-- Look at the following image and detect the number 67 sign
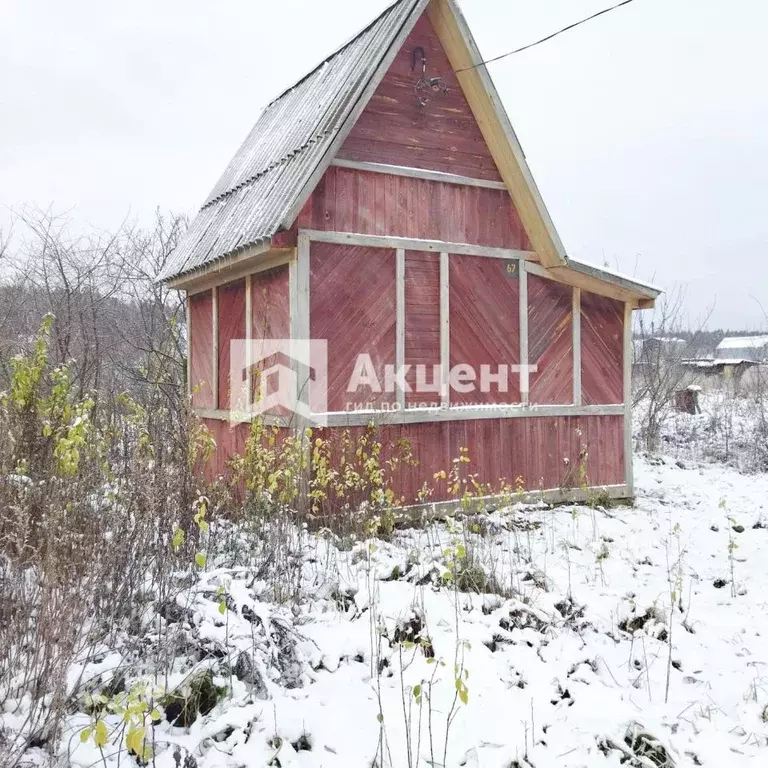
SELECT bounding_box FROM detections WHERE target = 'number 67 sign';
[503,259,519,279]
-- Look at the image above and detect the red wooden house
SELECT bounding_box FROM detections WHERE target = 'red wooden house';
[163,0,660,506]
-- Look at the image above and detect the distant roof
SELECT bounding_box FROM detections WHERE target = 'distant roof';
[682,358,759,368]
[162,0,427,281]
[717,335,768,350]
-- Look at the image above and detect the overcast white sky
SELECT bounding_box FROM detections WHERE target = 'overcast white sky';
[1,0,766,329]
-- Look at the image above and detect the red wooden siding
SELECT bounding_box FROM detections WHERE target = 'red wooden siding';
[298,166,530,250]
[202,415,625,499]
[337,14,501,181]
[189,290,214,409]
[200,419,290,482]
[449,254,520,405]
[528,275,573,405]
[217,279,246,411]
[581,291,624,405]
[310,242,397,411]
[251,266,291,414]
[404,250,441,406]
[201,418,250,479]
[315,415,625,505]
[251,266,290,341]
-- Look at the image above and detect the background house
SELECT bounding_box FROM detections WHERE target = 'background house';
[715,335,768,363]
[163,0,660,505]
[679,334,768,391]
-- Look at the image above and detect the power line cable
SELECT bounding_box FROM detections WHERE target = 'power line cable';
[455,0,639,72]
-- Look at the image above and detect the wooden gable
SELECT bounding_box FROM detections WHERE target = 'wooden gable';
[171,0,659,307]
[337,14,502,182]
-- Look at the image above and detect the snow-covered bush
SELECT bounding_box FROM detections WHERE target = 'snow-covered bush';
[0,318,206,766]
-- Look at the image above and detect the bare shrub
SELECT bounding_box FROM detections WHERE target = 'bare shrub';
[633,288,712,452]
[0,207,186,415]
[0,319,202,767]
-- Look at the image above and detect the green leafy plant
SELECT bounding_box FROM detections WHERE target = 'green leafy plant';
[81,682,164,763]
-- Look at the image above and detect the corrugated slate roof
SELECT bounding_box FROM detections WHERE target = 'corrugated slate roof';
[163,0,425,281]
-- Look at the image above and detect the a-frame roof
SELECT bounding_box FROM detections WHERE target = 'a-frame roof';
[163,0,428,280]
[163,0,660,308]
[163,0,576,282]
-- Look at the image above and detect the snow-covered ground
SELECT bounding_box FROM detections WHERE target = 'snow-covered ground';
[25,453,766,768]
[636,390,768,472]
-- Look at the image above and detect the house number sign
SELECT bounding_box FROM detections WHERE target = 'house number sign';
[503,259,519,279]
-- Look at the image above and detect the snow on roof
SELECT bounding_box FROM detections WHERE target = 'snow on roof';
[566,259,661,299]
[162,0,427,280]
[716,335,768,350]
[683,358,759,368]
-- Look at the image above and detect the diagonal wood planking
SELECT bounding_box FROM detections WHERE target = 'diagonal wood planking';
[310,243,397,411]
[581,290,624,405]
[217,279,247,410]
[338,14,502,181]
[251,266,290,341]
[190,290,214,408]
[404,250,441,406]
[449,254,520,404]
[250,265,291,414]
[528,274,573,405]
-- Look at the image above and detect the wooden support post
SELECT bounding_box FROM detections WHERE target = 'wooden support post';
[291,234,312,510]
[519,260,529,404]
[211,285,219,410]
[396,248,406,409]
[295,237,311,337]
[572,287,582,406]
[288,248,298,430]
[291,234,311,421]
[186,294,192,401]
[289,255,298,341]
[440,252,450,407]
[623,302,634,495]
[245,273,253,411]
